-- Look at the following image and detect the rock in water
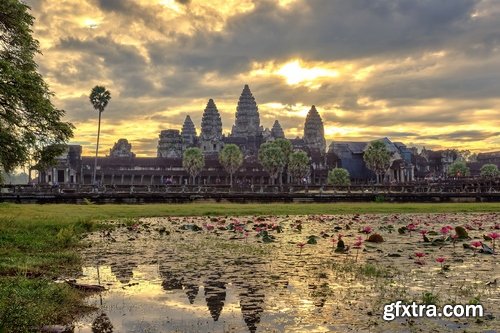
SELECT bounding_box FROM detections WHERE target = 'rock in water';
[480,243,494,254]
[366,233,384,243]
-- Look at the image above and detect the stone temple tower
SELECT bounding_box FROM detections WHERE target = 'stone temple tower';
[181,115,197,149]
[231,84,262,138]
[200,99,223,154]
[303,105,326,153]
[157,130,183,158]
[271,120,285,139]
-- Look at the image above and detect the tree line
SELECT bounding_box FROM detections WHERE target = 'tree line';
[181,139,352,188]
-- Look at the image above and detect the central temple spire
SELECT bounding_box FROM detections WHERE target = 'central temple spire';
[231,84,261,138]
[303,105,326,153]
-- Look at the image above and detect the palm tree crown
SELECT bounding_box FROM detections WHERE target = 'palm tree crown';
[90,86,111,112]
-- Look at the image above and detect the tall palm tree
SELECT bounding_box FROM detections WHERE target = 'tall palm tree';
[89,86,111,185]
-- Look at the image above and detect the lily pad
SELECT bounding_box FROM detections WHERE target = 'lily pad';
[307,235,319,245]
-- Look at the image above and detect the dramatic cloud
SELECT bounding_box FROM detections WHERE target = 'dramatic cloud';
[25,0,500,155]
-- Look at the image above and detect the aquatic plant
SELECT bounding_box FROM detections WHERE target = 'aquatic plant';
[454,226,469,239]
[297,242,306,255]
[353,237,364,261]
[420,229,430,242]
[487,232,499,252]
[435,257,446,270]
[414,252,425,265]
[422,291,439,305]
[471,241,482,256]
[307,235,319,244]
[361,226,373,235]
[440,226,452,237]
[407,223,417,237]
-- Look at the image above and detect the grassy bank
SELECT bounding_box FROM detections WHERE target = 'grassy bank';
[1,202,499,221]
[0,202,498,331]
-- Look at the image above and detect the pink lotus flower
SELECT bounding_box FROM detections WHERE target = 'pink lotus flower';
[353,237,364,249]
[440,226,451,235]
[488,232,499,252]
[407,223,417,231]
[420,229,428,240]
[362,226,373,234]
[297,242,306,256]
[415,252,425,258]
[436,257,446,269]
[414,252,426,265]
[353,237,364,261]
[471,241,482,248]
[488,232,500,240]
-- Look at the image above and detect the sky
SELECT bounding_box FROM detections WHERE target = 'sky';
[25,0,500,156]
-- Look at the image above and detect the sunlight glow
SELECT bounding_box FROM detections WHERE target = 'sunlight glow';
[277,60,339,86]
[82,18,100,29]
[158,0,183,13]
[278,0,299,7]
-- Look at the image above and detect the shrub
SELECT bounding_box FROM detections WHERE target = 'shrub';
[56,226,76,248]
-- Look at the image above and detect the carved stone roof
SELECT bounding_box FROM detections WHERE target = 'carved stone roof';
[109,138,135,158]
[157,129,183,158]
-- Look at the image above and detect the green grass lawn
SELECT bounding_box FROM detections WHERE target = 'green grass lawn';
[0,201,498,331]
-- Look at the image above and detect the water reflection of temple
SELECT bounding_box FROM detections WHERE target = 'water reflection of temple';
[161,270,183,291]
[204,272,227,321]
[109,261,137,284]
[182,272,201,304]
[230,258,266,333]
[239,286,265,333]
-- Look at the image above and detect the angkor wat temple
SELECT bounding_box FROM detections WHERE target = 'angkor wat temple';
[37,85,498,186]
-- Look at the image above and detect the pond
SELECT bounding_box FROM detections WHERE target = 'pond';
[72,213,499,332]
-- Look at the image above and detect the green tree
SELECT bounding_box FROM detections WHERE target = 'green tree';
[219,144,243,187]
[480,163,499,180]
[273,138,293,185]
[363,140,391,183]
[328,168,351,187]
[288,150,310,184]
[258,142,286,185]
[89,86,111,184]
[182,147,205,185]
[0,0,73,183]
[447,160,470,178]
